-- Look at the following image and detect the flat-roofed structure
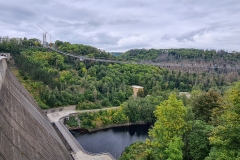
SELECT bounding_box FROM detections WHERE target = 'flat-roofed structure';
[132,85,144,98]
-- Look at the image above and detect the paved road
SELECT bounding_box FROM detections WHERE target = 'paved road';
[47,109,77,122]
[47,107,117,160]
[47,106,120,122]
[76,107,120,114]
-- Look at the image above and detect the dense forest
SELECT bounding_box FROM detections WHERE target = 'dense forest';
[7,46,239,109]
[120,48,240,68]
[119,83,240,160]
[55,40,115,59]
[1,37,240,159]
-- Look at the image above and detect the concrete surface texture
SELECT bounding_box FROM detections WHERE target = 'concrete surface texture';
[0,58,73,160]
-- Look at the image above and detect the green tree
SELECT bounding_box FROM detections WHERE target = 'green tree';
[192,90,222,122]
[146,94,187,160]
[122,96,163,123]
[119,141,148,160]
[206,82,240,160]
[184,120,213,160]
[165,136,184,160]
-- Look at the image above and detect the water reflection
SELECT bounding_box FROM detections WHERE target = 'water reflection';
[71,124,150,159]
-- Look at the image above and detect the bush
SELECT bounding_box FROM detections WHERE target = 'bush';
[65,116,78,127]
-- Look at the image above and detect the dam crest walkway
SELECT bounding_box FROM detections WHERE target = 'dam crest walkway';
[47,106,115,160]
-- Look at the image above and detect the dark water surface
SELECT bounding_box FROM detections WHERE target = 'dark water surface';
[71,124,150,159]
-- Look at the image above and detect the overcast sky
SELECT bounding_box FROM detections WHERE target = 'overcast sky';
[1,0,240,52]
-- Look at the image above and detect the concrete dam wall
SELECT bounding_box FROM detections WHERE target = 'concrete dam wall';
[0,57,73,160]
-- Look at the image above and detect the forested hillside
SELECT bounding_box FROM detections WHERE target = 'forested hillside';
[6,43,238,109]
[120,48,240,68]
[1,38,239,109]
[55,40,114,59]
[1,37,240,159]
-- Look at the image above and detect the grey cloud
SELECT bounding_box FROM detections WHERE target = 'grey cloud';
[0,4,36,25]
[87,19,104,28]
[92,32,121,45]
[54,21,84,28]
[0,0,240,52]
[52,31,120,46]
[105,42,151,52]
[109,19,139,26]
[44,18,84,28]
[112,0,149,8]
[161,35,171,41]
[175,28,207,42]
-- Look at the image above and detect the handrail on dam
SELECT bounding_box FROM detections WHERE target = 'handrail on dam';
[0,57,7,90]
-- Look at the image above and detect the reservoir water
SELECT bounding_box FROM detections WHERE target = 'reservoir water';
[71,124,150,159]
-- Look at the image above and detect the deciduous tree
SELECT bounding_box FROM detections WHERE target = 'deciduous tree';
[206,82,240,160]
[146,94,187,160]
[192,90,221,122]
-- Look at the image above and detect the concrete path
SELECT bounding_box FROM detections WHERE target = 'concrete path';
[44,105,76,114]
[47,107,116,160]
[47,106,120,122]
[47,110,77,122]
[76,107,120,114]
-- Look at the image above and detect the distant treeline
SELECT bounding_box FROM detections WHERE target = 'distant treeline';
[55,40,114,59]
[120,48,240,66]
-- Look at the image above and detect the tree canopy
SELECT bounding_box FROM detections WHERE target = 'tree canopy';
[145,94,187,160]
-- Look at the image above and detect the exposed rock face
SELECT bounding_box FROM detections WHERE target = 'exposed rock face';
[0,58,72,160]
